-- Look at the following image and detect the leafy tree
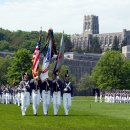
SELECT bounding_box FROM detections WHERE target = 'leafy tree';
[0,28,71,53]
[64,34,72,52]
[89,37,102,53]
[111,36,119,51]
[54,33,72,52]
[0,40,10,51]
[92,50,130,90]
[7,49,32,84]
[72,47,83,53]
[83,47,90,53]
[77,74,95,95]
[0,56,12,85]
[48,62,76,84]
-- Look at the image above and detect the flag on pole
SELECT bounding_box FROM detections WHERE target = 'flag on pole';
[41,29,57,58]
[40,39,52,81]
[53,31,64,74]
[32,30,42,78]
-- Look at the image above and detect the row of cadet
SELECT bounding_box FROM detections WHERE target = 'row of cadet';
[0,85,20,105]
[0,72,73,116]
[95,90,130,103]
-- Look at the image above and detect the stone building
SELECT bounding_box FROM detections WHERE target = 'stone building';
[71,15,130,51]
[64,52,101,81]
[122,45,130,58]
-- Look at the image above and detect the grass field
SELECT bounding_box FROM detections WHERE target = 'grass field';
[0,96,130,130]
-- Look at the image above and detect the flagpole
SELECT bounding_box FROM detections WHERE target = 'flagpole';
[35,28,42,89]
[32,29,42,79]
[53,30,64,76]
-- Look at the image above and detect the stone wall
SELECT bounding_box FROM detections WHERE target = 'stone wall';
[64,52,101,81]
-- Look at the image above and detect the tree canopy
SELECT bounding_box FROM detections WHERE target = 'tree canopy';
[92,50,130,90]
[0,56,12,85]
[0,28,72,53]
[77,74,95,94]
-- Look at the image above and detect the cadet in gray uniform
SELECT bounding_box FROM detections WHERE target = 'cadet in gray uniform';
[63,72,73,116]
[30,76,42,116]
[19,73,31,116]
[41,78,52,116]
[52,72,63,116]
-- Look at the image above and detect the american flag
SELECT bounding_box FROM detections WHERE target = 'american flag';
[40,38,52,81]
[32,31,42,78]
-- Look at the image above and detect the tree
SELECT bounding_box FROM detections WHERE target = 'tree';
[0,40,10,51]
[0,28,71,53]
[7,49,32,84]
[48,62,76,84]
[111,36,119,51]
[92,50,130,90]
[0,56,12,85]
[89,37,102,53]
[77,74,95,95]
[64,34,72,52]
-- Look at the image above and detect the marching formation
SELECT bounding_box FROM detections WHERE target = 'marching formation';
[0,28,73,116]
[95,90,130,103]
[0,72,73,116]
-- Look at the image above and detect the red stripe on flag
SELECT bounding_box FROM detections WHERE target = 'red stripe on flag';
[57,53,62,63]
[41,67,49,74]
[32,52,40,70]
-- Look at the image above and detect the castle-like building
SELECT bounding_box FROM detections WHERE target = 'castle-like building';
[71,15,130,51]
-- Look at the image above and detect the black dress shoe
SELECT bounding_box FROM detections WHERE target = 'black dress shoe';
[34,114,37,116]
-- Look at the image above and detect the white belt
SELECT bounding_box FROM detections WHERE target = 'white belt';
[33,90,39,94]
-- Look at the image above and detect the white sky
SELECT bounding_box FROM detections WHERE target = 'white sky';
[0,0,130,34]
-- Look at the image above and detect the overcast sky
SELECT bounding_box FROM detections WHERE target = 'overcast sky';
[0,0,130,34]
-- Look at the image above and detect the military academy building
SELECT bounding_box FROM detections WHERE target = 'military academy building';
[71,15,130,51]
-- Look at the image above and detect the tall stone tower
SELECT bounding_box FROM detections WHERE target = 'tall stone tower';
[83,15,99,34]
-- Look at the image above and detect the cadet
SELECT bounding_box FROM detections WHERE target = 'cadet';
[52,72,63,116]
[0,86,2,103]
[100,91,103,103]
[63,72,73,116]
[41,78,52,116]
[30,76,41,116]
[17,85,21,106]
[19,72,31,116]
[5,85,10,104]
[95,91,98,102]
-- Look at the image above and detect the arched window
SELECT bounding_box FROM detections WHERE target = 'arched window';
[105,36,108,46]
[109,36,113,46]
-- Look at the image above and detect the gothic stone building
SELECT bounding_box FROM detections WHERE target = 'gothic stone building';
[71,15,130,51]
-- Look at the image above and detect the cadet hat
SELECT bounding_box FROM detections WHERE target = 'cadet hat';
[53,70,59,77]
[23,72,29,76]
[65,70,69,78]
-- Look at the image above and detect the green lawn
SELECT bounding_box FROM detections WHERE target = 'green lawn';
[0,96,130,130]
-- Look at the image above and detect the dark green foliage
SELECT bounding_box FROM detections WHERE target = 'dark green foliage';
[72,47,83,53]
[48,62,76,84]
[0,56,12,85]
[78,74,95,94]
[89,37,102,53]
[0,28,71,53]
[111,36,119,51]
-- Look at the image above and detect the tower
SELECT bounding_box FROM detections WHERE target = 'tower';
[83,15,99,34]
